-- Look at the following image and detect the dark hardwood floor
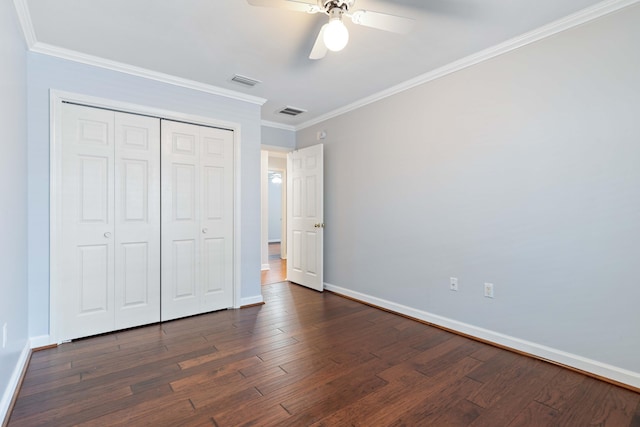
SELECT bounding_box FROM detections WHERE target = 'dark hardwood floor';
[8,282,640,426]
[261,242,286,285]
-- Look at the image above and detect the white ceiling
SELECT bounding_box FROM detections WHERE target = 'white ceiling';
[23,0,607,128]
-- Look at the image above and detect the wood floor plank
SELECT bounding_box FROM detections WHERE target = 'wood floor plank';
[533,366,587,410]
[467,360,563,426]
[465,348,520,383]
[309,368,428,426]
[552,377,614,426]
[9,383,133,425]
[213,401,291,426]
[428,398,485,426]
[467,356,540,408]
[385,376,483,426]
[312,356,482,426]
[279,358,389,416]
[631,400,640,427]
[8,282,639,427]
[469,344,502,362]
[506,401,560,427]
[77,397,195,427]
[588,386,640,427]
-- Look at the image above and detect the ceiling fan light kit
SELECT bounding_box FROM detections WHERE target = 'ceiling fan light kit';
[247,0,414,59]
[323,8,349,51]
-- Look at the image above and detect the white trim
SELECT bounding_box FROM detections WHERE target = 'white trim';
[31,43,266,107]
[261,264,271,271]
[12,0,36,48]
[261,120,296,132]
[324,282,640,390]
[240,295,265,307]
[261,145,292,155]
[232,125,243,310]
[49,89,245,340]
[296,0,640,130]
[0,341,30,424]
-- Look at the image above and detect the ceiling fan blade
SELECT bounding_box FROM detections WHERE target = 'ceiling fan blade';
[246,0,321,14]
[309,24,328,60]
[349,10,415,34]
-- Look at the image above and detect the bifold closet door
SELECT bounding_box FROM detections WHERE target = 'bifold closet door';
[59,103,160,341]
[114,112,161,330]
[161,120,234,321]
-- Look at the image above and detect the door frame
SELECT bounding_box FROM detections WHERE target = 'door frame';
[260,146,291,274]
[49,89,243,344]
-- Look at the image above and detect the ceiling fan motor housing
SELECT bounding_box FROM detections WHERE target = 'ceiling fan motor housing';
[321,0,354,13]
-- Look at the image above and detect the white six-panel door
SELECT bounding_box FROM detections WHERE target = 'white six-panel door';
[287,144,324,291]
[161,120,234,321]
[59,104,160,341]
[114,112,161,329]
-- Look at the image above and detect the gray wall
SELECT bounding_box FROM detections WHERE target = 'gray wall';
[27,53,263,338]
[297,5,640,373]
[0,0,29,415]
[262,125,295,149]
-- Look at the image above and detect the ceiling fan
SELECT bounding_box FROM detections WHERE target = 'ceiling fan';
[246,0,415,59]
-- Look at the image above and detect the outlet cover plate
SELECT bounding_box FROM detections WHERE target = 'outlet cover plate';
[450,277,459,291]
[484,282,494,298]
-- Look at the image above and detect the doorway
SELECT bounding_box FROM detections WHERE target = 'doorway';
[261,149,288,285]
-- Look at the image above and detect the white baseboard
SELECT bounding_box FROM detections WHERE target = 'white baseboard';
[240,295,264,307]
[261,264,270,271]
[324,282,640,390]
[0,341,31,424]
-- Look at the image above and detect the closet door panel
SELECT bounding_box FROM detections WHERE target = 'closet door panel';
[60,104,115,341]
[114,112,161,329]
[161,120,201,321]
[161,121,234,320]
[200,127,234,310]
[172,239,197,298]
[121,242,149,305]
[202,237,225,295]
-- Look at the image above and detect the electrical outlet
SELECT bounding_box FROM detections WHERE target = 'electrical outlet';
[450,277,458,291]
[484,283,494,298]
[2,323,7,349]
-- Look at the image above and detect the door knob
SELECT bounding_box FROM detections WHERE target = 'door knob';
[104,232,112,238]
[202,228,208,234]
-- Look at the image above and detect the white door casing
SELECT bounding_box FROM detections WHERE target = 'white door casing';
[59,104,161,341]
[287,144,324,291]
[161,120,234,321]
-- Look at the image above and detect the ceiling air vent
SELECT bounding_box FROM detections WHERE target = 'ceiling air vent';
[278,106,307,116]
[231,74,261,87]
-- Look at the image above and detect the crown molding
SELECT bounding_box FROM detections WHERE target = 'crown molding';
[13,0,37,48]
[261,120,296,132]
[13,0,266,105]
[30,42,267,106]
[295,0,640,131]
[14,0,638,127]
